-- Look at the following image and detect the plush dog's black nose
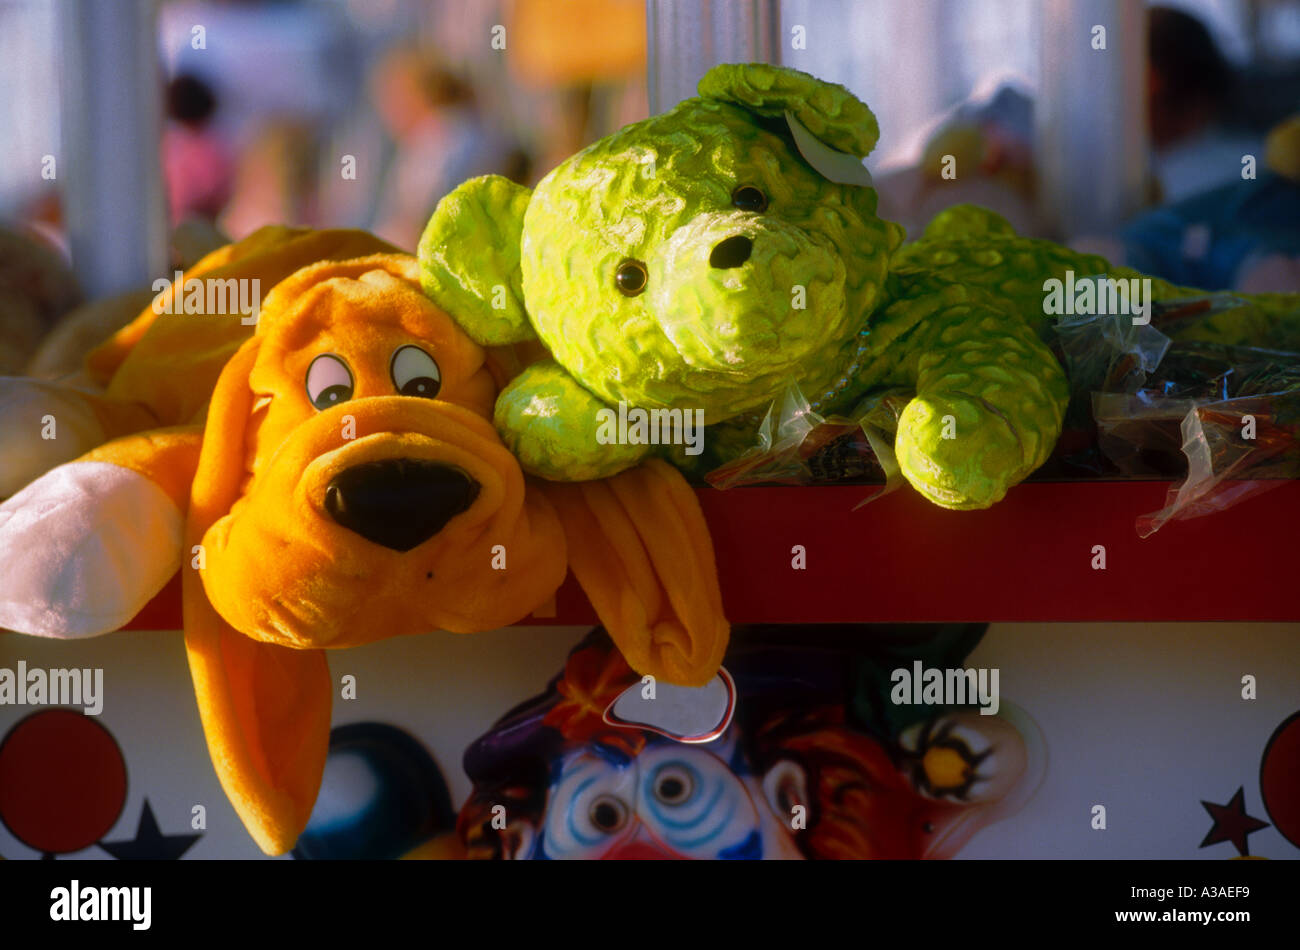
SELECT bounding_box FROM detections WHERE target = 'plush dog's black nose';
[324,459,480,552]
[709,235,753,269]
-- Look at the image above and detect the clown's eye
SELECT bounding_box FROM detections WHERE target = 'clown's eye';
[390,344,442,399]
[305,354,354,410]
[589,795,629,833]
[653,765,694,806]
[731,184,768,212]
[615,259,648,297]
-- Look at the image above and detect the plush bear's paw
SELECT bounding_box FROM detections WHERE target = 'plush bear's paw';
[495,361,649,481]
[895,391,1027,510]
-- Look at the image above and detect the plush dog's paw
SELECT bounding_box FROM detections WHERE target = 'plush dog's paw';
[539,459,729,686]
[0,460,182,636]
[895,391,1025,509]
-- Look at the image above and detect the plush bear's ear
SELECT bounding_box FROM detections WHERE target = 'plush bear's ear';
[698,63,880,178]
[418,175,536,346]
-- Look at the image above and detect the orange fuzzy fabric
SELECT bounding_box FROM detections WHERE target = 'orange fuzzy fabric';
[0,226,730,855]
[538,460,728,687]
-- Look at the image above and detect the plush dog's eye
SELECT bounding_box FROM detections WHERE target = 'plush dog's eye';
[615,259,648,297]
[731,184,768,212]
[305,354,354,410]
[390,344,442,398]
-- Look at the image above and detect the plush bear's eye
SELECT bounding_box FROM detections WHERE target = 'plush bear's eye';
[390,344,442,399]
[731,184,768,212]
[615,259,648,296]
[305,354,354,410]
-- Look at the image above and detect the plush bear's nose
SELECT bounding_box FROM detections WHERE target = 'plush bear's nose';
[709,235,753,269]
[324,459,480,551]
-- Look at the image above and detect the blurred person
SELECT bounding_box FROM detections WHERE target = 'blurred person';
[162,73,236,226]
[507,0,648,173]
[882,5,1269,246]
[1147,5,1233,152]
[220,119,322,239]
[1145,5,1251,204]
[368,45,527,250]
[1076,13,1299,292]
[1110,112,1300,292]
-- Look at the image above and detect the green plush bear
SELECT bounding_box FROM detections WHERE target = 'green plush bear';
[419,63,1298,509]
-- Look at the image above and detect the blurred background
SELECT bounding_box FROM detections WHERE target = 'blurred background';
[0,0,1298,371]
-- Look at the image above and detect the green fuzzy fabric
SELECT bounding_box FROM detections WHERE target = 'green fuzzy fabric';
[419,62,1299,506]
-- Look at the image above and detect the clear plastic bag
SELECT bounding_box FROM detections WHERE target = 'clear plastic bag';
[1056,296,1300,534]
[704,380,911,506]
[1135,391,1300,536]
[699,293,1300,531]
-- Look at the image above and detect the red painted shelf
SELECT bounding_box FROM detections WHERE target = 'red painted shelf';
[123,479,1300,631]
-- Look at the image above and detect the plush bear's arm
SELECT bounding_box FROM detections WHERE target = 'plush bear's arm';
[418,175,536,345]
[495,360,650,480]
[538,459,729,687]
[893,304,1068,509]
[0,427,201,636]
[906,205,1300,350]
[1107,266,1300,351]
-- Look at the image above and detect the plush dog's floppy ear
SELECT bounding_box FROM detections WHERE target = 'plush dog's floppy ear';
[538,459,729,687]
[698,63,880,178]
[180,333,331,855]
[418,175,536,346]
[187,334,262,530]
[183,610,332,856]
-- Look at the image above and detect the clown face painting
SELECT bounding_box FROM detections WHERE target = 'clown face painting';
[455,626,1043,860]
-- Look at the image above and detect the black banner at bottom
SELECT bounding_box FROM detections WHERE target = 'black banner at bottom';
[0,857,1289,937]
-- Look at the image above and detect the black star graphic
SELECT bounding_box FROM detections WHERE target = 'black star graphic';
[1199,787,1270,856]
[99,800,202,860]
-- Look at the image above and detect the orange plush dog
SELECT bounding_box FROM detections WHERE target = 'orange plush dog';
[0,227,728,854]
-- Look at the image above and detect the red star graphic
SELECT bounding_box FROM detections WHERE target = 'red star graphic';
[1200,787,1270,856]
